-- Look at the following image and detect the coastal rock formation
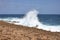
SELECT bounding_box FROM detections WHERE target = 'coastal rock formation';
[0,21,60,40]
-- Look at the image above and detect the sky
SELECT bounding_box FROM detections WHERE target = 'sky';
[0,0,60,14]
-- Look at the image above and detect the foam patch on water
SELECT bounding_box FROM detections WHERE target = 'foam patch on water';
[0,9,60,32]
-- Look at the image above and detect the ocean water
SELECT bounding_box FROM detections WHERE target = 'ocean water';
[0,10,60,32]
[0,14,60,25]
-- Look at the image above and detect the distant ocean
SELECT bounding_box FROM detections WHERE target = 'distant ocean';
[0,14,60,26]
[0,10,60,32]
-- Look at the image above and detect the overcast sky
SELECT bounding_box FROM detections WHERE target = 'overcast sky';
[0,0,60,14]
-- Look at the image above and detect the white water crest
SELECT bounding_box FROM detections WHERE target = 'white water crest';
[0,9,60,32]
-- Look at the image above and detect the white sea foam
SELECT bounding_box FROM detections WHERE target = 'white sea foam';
[0,9,60,32]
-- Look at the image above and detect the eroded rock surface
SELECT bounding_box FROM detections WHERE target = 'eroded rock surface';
[0,21,60,40]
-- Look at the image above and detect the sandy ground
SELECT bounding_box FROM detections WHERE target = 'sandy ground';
[0,21,60,40]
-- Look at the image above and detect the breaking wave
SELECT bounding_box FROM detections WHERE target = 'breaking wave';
[0,9,60,32]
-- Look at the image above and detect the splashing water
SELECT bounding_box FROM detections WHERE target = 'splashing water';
[0,9,60,32]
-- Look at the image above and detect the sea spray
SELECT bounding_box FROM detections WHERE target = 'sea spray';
[0,9,60,32]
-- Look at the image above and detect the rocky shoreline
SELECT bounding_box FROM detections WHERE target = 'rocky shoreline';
[0,21,60,40]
